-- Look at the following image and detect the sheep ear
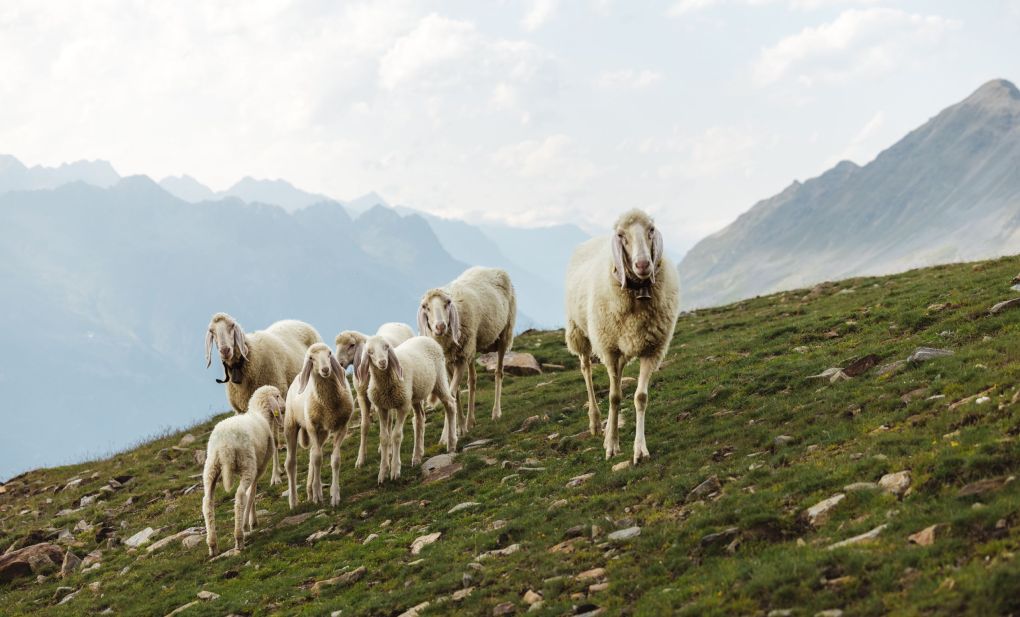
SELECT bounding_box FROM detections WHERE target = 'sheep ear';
[388,346,403,380]
[650,226,663,284]
[205,330,214,368]
[269,395,282,419]
[330,353,346,389]
[417,304,430,336]
[448,300,462,346]
[233,323,249,360]
[298,355,313,394]
[355,346,369,384]
[611,233,627,288]
[353,343,365,379]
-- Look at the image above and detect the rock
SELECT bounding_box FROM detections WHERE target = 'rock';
[808,367,843,380]
[878,471,911,496]
[448,502,481,514]
[147,527,204,553]
[607,526,640,541]
[827,524,887,550]
[768,611,794,617]
[478,544,521,560]
[989,297,1020,314]
[182,535,204,549]
[81,550,102,568]
[60,551,81,578]
[575,567,607,582]
[306,527,336,543]
[699,527,739,548]
[478,351,542,376]
[843,482,880,492]
[422,454,462,483]
[548,499,568,510]
[843,354,880,377]
[908,524,943,546]
[976,396,991,405]
[79,494,99,508]
[907,347,953,363]
[875,360,907,377]
[463,439,493,450]
[493,602,516,616]
[179,433,196,446]
[197,590,220,600]
[165,600,200,616]
[549,538,586,554]
[277,512,314,528]
[398,601,431,617]
[410,532,441,555]
[773,435,795,447]
[62,478,83,492]
[74,520,93,533]
[518,415,542,432]
[523,589,543,605]
[311,565,366,595]
[0,542,64,583]
[210,547,240,561]
[194,450,207,466]
[611,460,630,472]
[815,611,843,617]
[363,534,379,545]
[958,476,1012,498]
[452,586,474,601]
[589,582,609,593]
[124,527,157,548]
[687,475,722,501]
[57,588,82,605]
[804,494,845,527]
[566,473,595,488]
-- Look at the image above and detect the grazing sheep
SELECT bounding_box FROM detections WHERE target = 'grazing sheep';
[356,335,458,484]
[284,343,355,509]
[418,267,516,438]
[202,385,285,556]
[564,209,680,465]
[204,312,322,414]
[334,323,415,469]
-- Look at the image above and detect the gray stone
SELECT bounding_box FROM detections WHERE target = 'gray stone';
[687,475,721,501]
[907,347,953,363]
[804,494,845,527]
[607,526,641,541]
[448,501,481,514]
[827,524,887,550]
[123,527,157,548]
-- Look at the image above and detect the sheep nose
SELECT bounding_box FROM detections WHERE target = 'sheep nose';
[435,323,446,334]
[635,259,651,274]
[220,347,232,360]
[320,369,329,378]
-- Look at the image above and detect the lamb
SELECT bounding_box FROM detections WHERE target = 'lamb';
[283,343,356,509]
[564,209,681,465]
[204,312,322,414]
[334,323,415,469]
[355,335,458,484]
[201,385,285,556]
[418,267,516,438]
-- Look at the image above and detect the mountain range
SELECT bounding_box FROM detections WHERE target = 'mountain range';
[679,79,1020,307]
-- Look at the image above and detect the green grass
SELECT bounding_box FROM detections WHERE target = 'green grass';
[3,256,1020,616]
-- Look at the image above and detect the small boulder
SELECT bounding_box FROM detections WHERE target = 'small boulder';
[566,473,595,488]
[123,527,157,548]
[448,502,480,515]
[0,543,64,583]
[803,494,845,527]
[311,566,366,595]
[907,347,953,364]
[478,352,542,376]
[878,471,911,497]
[686,475,721,501]
[827,524,887,550]
[60,551,81,578]
[908,524,943,546]
[410,532,441,555]
[607,527,640,541]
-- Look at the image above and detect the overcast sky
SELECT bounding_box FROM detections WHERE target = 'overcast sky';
[2,1,1018,254]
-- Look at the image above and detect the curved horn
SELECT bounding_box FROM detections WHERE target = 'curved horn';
[215,361,230,384]
[611,232,627,289]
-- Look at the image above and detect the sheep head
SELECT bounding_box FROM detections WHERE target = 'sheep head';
[298,343,345,394]
[418,289,461,346]
[611,209,663,290]
[206,312,249,383]
[334,331,367,370]
[250,385,285,426]
[356,335,403,384]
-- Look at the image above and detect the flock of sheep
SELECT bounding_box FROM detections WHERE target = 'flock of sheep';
[200,208,680,556]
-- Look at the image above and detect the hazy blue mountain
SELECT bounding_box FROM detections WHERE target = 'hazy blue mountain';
[680,79,1020,308]
[346,191,389,217]
[0,180,468,479]
[0,155,120,192]
[221,176,336,211]
[159,174,217,202]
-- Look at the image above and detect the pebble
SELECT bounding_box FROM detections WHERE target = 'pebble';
[197,590,220,600]
[611,461,630,472]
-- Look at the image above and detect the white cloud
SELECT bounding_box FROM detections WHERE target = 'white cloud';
[752,8,959,86]
[378,14,476,90]
[594,69,662,89]
[669,0,878,17]
[651,126,760,180]
[522,0,558,31]
[493,134,597,183]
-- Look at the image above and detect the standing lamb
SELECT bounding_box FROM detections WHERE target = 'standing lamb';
[284,343,355,509]
[204,312,322,414]
[334,323,415,469]
[202,385,285,556]
[418,267,516,437]
[355,335,459,484]
[564,209,680,465]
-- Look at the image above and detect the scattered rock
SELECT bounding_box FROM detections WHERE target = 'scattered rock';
[815,611,843,617]
[478,351,542,376]
[311,566,366,595]
[307,527,336,543]
[448,502,481,514]
[477,544,521,560]
[277,512,314,528]
[0,542,64,582]
[575,567,607,582]
[700,527,739,548]
[182,535,204,550]
[165,600,200,616]
[548,499,569,510]
[422,454,461,483]
[875,360,907,377]
[493,601,517,615]
[179,433,197,446]
[957,476,1012,498]
[147,527,204,553]
[804,494,845,527]
[197,590,220,600]
[410,532,441,555]
[907,347,953,364]
[81,550,102,568]
[611,460,630,472]
[844,354,880,377]
[398,601,431,617]
[879,471,911,496]
[843,482,880,492]
[463,439,493,450]
[607,526,640,541]
[452,586,474,601]
[363,534,379,545]
[566,473,595,488]
[908,524,943,546]
[79,494,99,508]
[773,435,795,447]
[57,588,82,605]
[523,590,543,605]
[124,527,157,548]
[60,551,81,578]
[517,415,542,432]
[827,524,887,550]
[768,611,794,617]
[989,297,1020,315]
[687,475,722,501]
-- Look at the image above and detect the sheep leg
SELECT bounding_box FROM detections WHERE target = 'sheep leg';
[579,354,602,437]
[491,348,505,421]
[330,427,346,507]
[202,466,218,557]
[285,423,299,510]
[411,401,426,466]
[468,359,478,429]
[307,429,322,504]
[245,482,258,532]
[377,408,391,485]
[440,390,459,453]
[234,477,251,552]
[633,356,655,465]
[390,406,409,480]
[603,351,623,459]
[451,363,468,438]
[269,429,282,485]
[355,385,371,469]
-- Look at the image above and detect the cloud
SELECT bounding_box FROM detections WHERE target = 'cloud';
[651,126,760,180]
[378,14,476,90]
[835,109,885,164]
[594,69,662,89]
[668,0,878,17]
[522,0,558,31]
[752,8,959,86]
[493,134,597,184]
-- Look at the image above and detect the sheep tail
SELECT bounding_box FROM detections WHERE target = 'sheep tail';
[298,427,309,449]
[218,450,235,492]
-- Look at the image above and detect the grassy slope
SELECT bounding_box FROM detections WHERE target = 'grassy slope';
[3,256,1020,616]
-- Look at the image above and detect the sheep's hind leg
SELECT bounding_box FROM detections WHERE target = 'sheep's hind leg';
[579,354,602,437]
[411,401,426,466]
[377,408,391,485]
[603,351,623,459]
[202,469,218,557]
[330,427,346,507]
[355,386,371,469]
[284,423,299,510]
[390,406,409,480]
[233,476,252,552]
[307,429,323,504]
[632,356,655,465]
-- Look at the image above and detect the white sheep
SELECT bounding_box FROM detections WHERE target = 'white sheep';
[204,312,322,414]
[283,343,356,509]
[418,267,516,438]
[564,209,681,465]
[355,335,458,484]
[334,323,415,469]
[201,385,284,557]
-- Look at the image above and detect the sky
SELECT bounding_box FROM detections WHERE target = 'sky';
[1,1,1019,255]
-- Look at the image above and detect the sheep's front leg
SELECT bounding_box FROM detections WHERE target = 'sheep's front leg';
[284,423,299,510]
[306,429,322,504]
[411,401,426,466]
[234,477,252,551]
[603,351,623,459]
[269,431,282,485]
[330,427,346,507]
[355,384,371,469]
[377,408,391,485]
[451,362,468,437]
[202,474,217,557]
[633,356,655,465]
[439,391,459,453]
[245,479,258,532]
[468,358,478,429]
[390,406,409,480]
[579,355,602,437]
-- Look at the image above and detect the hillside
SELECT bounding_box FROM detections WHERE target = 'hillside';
[3,256,1020,615]
[680,79,1020,309]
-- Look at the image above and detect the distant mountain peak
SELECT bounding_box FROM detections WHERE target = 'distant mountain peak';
[963,78,1020,110]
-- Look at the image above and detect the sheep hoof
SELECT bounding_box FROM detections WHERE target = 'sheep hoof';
[411,455,422,466]
[270,474,281,486]
[354,456,365,469]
